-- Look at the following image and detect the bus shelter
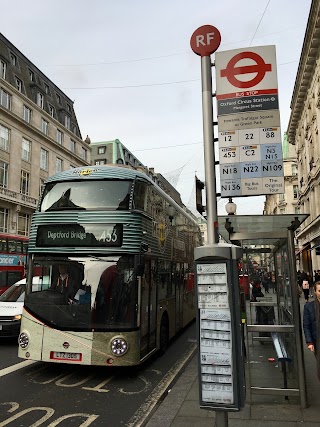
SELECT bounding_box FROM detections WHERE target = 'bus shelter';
[218,214,309,408]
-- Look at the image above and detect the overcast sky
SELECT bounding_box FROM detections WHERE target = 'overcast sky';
[2,0,312,215]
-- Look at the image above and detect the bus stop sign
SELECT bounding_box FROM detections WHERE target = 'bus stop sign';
[190,25,221,57]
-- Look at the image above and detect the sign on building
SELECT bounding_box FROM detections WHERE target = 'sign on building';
[215,45,284,197]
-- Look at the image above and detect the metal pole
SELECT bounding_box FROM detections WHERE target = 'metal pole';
[215,411,228,427]
[287,228,308,408]
[201,55,219,244]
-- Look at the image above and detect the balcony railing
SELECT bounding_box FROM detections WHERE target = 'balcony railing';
[0,186,37,207]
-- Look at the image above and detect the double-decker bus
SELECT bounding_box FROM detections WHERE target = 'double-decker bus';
[0,233,28,295]
[18,165,202,366]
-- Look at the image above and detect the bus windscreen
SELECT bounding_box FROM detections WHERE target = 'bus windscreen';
[40,180,132,211]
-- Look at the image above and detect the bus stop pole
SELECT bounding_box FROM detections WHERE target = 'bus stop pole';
[201,55,219,245]
[287,228,308,408]
[201,53,227,427]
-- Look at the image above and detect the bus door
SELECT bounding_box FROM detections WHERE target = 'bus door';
[174,263,184,333]
[140,258,157,358]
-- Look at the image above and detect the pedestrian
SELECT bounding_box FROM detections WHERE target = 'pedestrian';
[300,271,311,302]
[303,281,320,381]
[262,275,269,293]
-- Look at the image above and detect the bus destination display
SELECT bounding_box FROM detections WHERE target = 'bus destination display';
[36,224,123,247]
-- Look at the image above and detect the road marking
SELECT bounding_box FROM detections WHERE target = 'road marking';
[126,343,196,427]
[0,360,37,378]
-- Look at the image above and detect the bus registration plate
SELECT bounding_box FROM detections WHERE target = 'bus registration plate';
[51,351,82,361]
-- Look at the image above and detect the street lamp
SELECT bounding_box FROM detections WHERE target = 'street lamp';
[225,197,237,215]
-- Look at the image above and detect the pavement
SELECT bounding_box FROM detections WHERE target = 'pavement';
[144,296,320,427]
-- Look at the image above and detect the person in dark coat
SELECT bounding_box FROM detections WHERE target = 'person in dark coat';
[251,278,264,302]
[303,281,320,381]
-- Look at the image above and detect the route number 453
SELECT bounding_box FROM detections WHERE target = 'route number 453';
[99,229,118,243]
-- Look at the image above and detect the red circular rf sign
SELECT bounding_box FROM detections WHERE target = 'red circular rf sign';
[220,51,272,89]
[190,25,221,57]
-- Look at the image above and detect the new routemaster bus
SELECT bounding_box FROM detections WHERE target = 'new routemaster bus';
[18,165,202,366]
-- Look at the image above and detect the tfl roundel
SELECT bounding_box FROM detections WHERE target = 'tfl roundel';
[215,45,278,94]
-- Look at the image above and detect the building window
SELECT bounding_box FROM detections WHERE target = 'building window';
[0,161,8,188]
[44,83,49,94]
[39,179,45,197]
[279,193,285,201]
[67,104,71,112]
[0,124,10,151]
[41,118,49,135]
[23,105,32,123]
[291,164,298,176]
[10,52,17,66]
[22,138,31,162]
[37,92,44,108]
[48,104,55,118]
[293,185,299,199]
[0,59,6,79]
[56,157,63,173]
[95,159,107,165]
[15,77,22,92]
[18,213,30,236]
[29,70,34,82]
[70,139,76,153]
[0,208,9,233]
[81,147,87,160]
[20,171,30,195]
[64,115,71,129]
[56,93,61,104]
[56,129,63,144]
[98,146,106,154]
[40,148,49,171]
[0,88,11,109]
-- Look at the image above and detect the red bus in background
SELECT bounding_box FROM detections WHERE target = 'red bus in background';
[239,274,250,299]
[0,233,28,295]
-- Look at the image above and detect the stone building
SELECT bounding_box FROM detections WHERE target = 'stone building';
[91,139,183,207]
[0,33,90,237]
[287,0,320,273]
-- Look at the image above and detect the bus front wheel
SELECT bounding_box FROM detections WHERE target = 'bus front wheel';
[159,315,169,355]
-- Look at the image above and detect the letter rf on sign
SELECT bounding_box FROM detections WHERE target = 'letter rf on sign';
[190,25,221,57]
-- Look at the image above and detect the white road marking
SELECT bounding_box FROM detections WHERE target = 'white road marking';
[126,343,197,427]
[0,360,37,378]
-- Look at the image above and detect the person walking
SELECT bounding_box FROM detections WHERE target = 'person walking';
[303,281,320,381]
[300,271,311,302]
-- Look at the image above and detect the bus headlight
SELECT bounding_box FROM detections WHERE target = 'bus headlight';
[14,315,22,321]
[111,337,128,356]
[18,332,30,349]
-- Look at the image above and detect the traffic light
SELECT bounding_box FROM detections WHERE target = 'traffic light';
[195,176,205,215]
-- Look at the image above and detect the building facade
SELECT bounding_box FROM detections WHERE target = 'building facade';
[0,33,90,237]
[91,139,184,207]
[287,0,320,272]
